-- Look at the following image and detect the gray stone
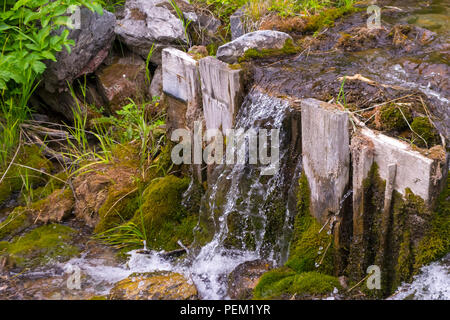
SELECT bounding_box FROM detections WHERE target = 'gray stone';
[230,8,246,40]
[115,0,187,65]
[199,57,243,131]
[216,30,293,64]
[301,98,351,225]
[197,13,221,36]
[43,8,116,93]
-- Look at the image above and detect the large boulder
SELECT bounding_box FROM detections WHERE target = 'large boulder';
[43,8,116,93]
[109,271,198,300]
[115,0,189,65]
[216,30,293,64]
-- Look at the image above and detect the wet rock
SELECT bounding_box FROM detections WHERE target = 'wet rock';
[109,271,198,300]
[95,53,148,112]
[227,260,273,300]
[216,30,293,64]
[43,8,116,93]
[115,0,188,64]
[0,224,80,271]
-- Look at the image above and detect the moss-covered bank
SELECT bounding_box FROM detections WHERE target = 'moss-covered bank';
[0,224,80,270]
[128,175,196,251]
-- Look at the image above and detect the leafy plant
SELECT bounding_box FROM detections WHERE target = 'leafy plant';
[0,0,104,167]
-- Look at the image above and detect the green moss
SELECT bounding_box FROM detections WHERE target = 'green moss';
[410,117,439,148]
[254,173,338,299]
[238,38,301,62]
[0,206,33,240]
[1,224,79,269]
[129,175,193,251]
[206,43,219,56]
[254,267,297,299]
[303,6,359,33]
[414,173,450,269]
[379,104,412,132]
[285,174,334,275]
[395,230,414,286]
[94,186,140,234]
[291,272,341,295]
[0,145,53,204]
[254,269,340,299]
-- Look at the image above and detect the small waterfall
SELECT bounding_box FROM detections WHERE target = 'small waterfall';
[184,88,302,299]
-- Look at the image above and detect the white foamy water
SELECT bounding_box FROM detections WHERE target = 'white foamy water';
[390,254,450,300]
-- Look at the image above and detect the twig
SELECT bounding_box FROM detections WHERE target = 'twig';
[317,240,332,267]
[347,271,374,293]
[11,163,68,185]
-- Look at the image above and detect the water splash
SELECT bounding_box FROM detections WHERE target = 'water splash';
[389,254,450,300]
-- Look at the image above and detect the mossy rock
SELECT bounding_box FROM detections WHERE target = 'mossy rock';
[410,117,439,148]
[253,267,296,299]
[239,38,301,62]
[94,186,140,233]
[379,104,412,132]
[254,269,340,299]
[0,206,34,241]
[1,224,80,270]
[0,145,53,204]
[129,175,194,251]
[108,271,198,300]
[290,272,341,296]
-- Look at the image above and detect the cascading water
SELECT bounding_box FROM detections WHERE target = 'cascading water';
[183,89,302,299]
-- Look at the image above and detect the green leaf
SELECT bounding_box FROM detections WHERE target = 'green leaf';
[92,3,104,15]
[13,0,32,11]
[31,60,46,74]
[23,10,41,24]
[40,50,56,61]
[0,23,12,31]
[41,16,51,28]
[53,16,73,28]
